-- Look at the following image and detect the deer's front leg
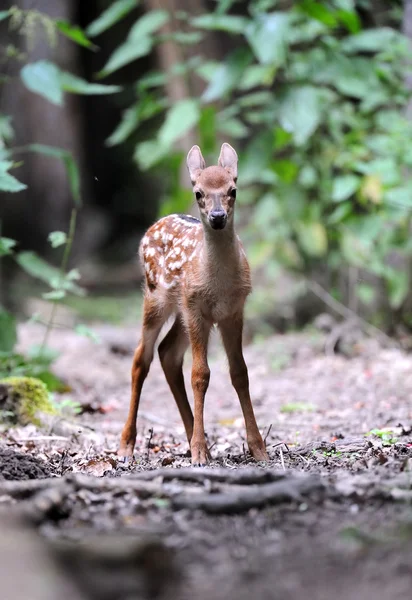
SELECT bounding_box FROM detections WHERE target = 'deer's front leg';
[219,314,269,462]
[188,312,212,466]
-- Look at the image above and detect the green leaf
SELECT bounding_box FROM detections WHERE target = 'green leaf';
[0,10,10,22]
[42,290,66,301]
[0,236,16,256]
[278,86,323,145]
[0,310,17,353]
[202,48,252,102]
[217,117,249,138]
[238,64,276,90]
[296,222,327,257]
[56,20,96,49]
[332,175,360,202]
[129,10,168,39]
[106,95,165,146]
[0,169,27,192]
[387,271,409,309]
[75,324,101,344]
[134,140,168,170]
[87,0,138,37]
[15,252,85,296]
[327,202,352,225]
[98,36,152,77]
[66,268,81,281]
[48,231,67,248]
[192,14,249,33]
[245,12,290,65]
[106,106,140,146]
[0,114,14,142]
[20,61,63,106]
[60,71,121,95]
[64,154,81,207]
[158,99,200,147]
[299,1,337,27]
[342,28,404,54]
[337,9,361,34]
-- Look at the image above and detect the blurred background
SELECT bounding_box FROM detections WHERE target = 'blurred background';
[1,0,412,347]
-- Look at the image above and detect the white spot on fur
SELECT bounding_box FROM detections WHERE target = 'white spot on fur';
[147,247,156,257]
[141,236,149,247]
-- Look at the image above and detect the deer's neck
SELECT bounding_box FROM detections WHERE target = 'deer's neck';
[200,221,241,274]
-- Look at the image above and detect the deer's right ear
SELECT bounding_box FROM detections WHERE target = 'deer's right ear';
[187,145,206,183]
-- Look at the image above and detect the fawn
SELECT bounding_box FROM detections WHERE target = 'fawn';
[119,143,269,465]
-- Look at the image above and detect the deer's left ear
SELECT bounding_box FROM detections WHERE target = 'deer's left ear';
[218,143,238,180]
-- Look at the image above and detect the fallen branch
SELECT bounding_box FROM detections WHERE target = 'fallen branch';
[133,467,288,485]
[171,474,324,514]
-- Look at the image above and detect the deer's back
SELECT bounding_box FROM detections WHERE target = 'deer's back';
[140,214,202,293]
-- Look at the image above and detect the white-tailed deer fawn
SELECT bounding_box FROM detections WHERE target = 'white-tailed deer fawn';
[119,143,269,465]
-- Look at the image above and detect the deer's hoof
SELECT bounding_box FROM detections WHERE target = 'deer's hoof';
[190,441,210,466]
[118,434,136,460]
[248,440,269,463]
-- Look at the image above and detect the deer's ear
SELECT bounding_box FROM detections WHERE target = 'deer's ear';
[218,143,238,180]
[187,145,206,183]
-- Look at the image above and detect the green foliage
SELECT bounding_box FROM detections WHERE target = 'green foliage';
[0,160,27,192]
[0,15,101,387]
[94,0,412,321]
[86,0,139,38]
[21,60,122,106]
[0,351,64,392]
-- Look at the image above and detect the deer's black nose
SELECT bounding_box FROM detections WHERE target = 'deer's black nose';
[209,210,227,230]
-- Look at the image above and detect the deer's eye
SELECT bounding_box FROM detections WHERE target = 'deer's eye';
[195,191,202,201]
[230,189,237,199]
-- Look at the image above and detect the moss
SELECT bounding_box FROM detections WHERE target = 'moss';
[0,376,56,426]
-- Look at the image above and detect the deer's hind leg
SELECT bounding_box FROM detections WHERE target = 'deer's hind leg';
[158,315,194,444]
[119,295,168,459]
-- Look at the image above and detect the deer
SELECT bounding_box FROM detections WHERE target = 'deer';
[118,143,269,466]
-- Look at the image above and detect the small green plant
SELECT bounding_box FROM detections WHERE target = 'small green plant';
[50,394,82,417]
[280,402,314,413]
[367,428,398,446]
[322,450,343,458]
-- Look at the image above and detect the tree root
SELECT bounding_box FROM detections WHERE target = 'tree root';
[1,469,325,521]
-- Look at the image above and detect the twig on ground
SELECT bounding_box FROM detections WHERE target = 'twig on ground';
[146,428,154,461]
[264,424,273,446]
[279,447,286,471]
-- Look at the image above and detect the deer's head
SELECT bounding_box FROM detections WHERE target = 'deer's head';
[186,143,238,231]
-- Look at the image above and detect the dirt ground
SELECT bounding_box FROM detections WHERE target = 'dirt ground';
[2,321,412,600]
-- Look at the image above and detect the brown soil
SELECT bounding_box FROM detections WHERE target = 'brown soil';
[2,322,412,600]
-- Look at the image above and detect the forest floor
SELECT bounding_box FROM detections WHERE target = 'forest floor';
[2,320,412,599]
